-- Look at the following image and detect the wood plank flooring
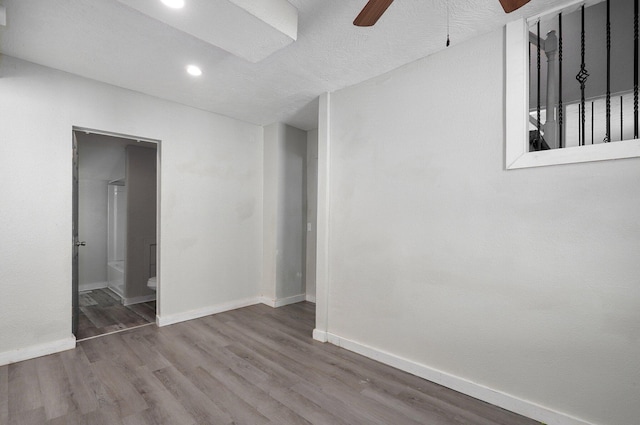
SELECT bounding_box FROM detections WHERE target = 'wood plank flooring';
[2,302,542,424]
[77,289,156,340]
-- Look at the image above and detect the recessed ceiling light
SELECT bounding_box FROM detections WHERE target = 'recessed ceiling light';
[186,65,202,77]
[161,0,185,9]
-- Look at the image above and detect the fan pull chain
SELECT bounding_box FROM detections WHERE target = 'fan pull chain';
[446,0,450,47]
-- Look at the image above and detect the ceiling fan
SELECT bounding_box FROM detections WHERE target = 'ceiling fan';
[353,0,532,26]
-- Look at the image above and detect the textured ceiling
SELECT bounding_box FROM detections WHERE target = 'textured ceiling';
[0,0,563,130]
[116,0,299,62]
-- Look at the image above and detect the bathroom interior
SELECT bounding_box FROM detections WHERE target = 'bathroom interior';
[75,131,158,340]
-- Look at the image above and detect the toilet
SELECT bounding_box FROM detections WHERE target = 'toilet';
[147,276,157,291]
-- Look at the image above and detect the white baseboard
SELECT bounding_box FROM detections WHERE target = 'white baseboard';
[0,336,76,366]
[79,281,108,292]
[305,294,316,303]
[156,297,261,327]
[258,296,275,307]
[274,294,306,307]
[312,328,328,342]
[260,293,307,308]
[123,294,156,306]
[325,332,596,425]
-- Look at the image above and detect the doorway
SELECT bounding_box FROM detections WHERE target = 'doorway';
[72,128,159,340]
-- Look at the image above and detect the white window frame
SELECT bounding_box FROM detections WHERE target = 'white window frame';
[505,2,640,170]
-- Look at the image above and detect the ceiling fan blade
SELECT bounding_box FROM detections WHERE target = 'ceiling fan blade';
[353,0,395,27]
[499,0,531,13]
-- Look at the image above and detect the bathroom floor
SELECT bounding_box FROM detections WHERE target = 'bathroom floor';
[76,288,156,341]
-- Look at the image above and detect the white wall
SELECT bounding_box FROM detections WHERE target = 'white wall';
[262,124,279,303]
[77,133,128,181]
[320,28,640,425]
[277,124,307,300]
[76,135,130,290]
[78,179,108,289]
[0,55,263,359]
[262,123,307,305]
[125,145,157,301]
[305,129,318,302]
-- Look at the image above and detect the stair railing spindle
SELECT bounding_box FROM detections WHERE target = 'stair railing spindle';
[634,0,639,138]
[537,21,542,151]
[605,0,611,142]
[558,13,564,148]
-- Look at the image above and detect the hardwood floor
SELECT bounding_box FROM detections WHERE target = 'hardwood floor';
[77,289,156,340]
[2,302,541,424]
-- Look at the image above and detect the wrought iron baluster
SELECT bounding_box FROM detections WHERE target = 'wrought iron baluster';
[537,21,541,151]
[558,13,564,148]
[578,104,582,144]
[576,5,589,146]
[605,0,611,143]
[635,0,639,138]
[621,96,624,140]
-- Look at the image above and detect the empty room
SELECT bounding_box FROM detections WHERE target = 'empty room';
[0,1,638,425]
